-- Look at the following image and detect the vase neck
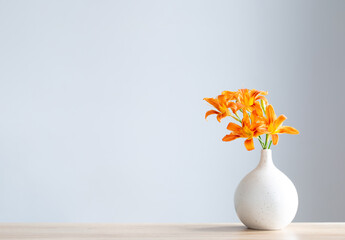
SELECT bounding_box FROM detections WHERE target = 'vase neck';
[257,149,274,168]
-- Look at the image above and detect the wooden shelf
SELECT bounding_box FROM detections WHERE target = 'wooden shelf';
[0,223,344,239]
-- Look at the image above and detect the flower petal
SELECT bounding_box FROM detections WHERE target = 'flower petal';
[244,138,254,151]
[253,102,262,114]
[227,122,242,133]
[222,91,238,101]
[203,98,221,111]
[272,134,279,145]
[252,106,264,119]
[217,94,226,102]
[236,102,245,111]
[273,115,287,129]
[277,126,299,134]
[242,111,250,127]
[216,112,228,122]
[250,89,261,99]
[222,134,240,142]
[266,105,276,124]
[205,110,219,119]
[254,125,268,136]
[256,95,268,104]
[228,102,240,113]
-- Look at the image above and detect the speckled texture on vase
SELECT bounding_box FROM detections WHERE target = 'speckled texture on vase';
[234,149,298,230]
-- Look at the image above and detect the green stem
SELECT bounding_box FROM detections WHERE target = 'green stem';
[230,115,241,123]
[257,137,264,148]
[268,140,272,149]
[263,134,270,149]
[235,112,242,123]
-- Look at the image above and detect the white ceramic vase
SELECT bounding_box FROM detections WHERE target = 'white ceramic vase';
[234,149,298,230]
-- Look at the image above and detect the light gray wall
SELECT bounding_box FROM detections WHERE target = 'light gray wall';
[0,0,344,222]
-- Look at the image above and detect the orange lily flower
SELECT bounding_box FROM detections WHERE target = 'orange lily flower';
[264,105,299,145]
[222,90,239,101]
[237,89,268,113]
[221,90,242,114]
[204,95,232,122]
[222,111,267,151]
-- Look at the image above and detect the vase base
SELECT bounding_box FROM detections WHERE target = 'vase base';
[246,226,283,231]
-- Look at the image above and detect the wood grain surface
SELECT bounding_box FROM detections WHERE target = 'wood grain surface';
[0,223,344,240]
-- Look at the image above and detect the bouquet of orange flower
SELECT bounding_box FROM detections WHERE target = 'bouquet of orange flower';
[204,89,299,151]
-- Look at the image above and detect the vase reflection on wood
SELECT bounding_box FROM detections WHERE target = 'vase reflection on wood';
[234,149,298,230]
